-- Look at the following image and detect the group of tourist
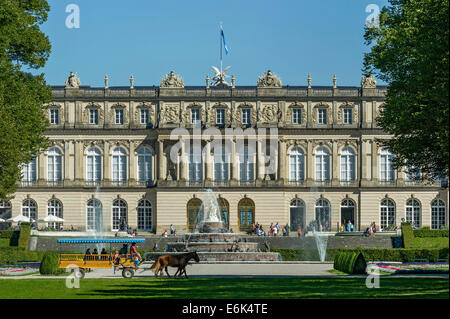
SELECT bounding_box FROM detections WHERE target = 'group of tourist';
[363,222,378,237]
[161,224,178,237]
[84,247,109,261]
[83,242,143,264]
[251,222,294,237]
[339,220,355,232]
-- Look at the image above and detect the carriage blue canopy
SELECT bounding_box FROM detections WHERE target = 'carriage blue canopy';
[57,238,146,244]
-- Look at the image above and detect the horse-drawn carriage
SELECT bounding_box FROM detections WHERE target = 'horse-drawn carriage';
[57,238,146,278]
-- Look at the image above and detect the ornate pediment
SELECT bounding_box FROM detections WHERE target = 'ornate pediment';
[232,103,257,127]
[134,102,155,125]
[182,102,206,125]
[160,71,184,88]
[82,102,104,124]
[208,102,230,127]
[109,103,128,125]
[361,75,376,89]
[312,102,332,124]
[257,69,282,88]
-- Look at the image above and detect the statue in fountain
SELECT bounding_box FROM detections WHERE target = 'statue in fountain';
[196,189,227,233]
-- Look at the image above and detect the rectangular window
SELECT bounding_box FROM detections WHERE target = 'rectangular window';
[292,109,302,124]
[343,108,353,124]
[241,109,251,125]
[380,155,394,181]
[115,109,124,125]
[50,109,59,125]
[191,109,200,125]
[318,109,327,124]
[216,108,225,125]
[140,109,149,124]
[89,109,99,125]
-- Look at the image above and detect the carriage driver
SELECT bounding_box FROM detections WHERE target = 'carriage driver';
[130,242,142,264]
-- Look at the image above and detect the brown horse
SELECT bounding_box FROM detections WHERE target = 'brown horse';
[149,251,200,278]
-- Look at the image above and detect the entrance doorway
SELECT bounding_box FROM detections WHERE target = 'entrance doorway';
[290,199,305,232]
[341,199,355,230]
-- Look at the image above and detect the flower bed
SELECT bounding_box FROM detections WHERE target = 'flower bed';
[374,262,449,274]
[0,267,39,276]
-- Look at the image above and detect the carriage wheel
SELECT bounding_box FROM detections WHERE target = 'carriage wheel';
[122,268,134,278]
[74,268,85,279]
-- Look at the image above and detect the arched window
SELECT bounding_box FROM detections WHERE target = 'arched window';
[112,147,127,183]
[48,199,63,230]
[315,199,331,231]
[188,146,203,181]
[290,199,305,232]
[47,147,62,182]
[217,197,230,229]
[431,200,446,230]
[137,147,153,182]
[315,147,330,181]
[87,199,102,232]
[137,200,152,231]
[239,146,255,181]
[187,198,202,232]
[341,199,356,228]
[289,147,304,181]
[22,199,37,221]
[380,199,395,229]
[406,199,421,228]
[86,148,102,182]
[0,201,12,220]
[112,199,127,231]
[340,147,355,182]
[21,157,37,182]
[214,146,228,181]
[380,148,394,182]
[238,198,255,232]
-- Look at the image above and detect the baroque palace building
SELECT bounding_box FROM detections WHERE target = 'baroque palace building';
[1,70,448,234]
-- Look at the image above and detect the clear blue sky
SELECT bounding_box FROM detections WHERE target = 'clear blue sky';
[33,0,389,87]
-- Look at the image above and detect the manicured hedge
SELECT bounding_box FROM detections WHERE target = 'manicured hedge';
[39,252,61,275]
[334,252,367,274]
[18,223,31,248]
[0,247,45,264]
[414,228,449,238]
[401,222,414,248]
[0,230,15,239]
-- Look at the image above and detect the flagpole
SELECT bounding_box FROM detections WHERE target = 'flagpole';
[220,23,223,74]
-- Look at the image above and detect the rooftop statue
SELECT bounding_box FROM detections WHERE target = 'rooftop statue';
[65,72,80,88]
[160,70,184,88]
[211,65,231,87]
[257,69,282,88]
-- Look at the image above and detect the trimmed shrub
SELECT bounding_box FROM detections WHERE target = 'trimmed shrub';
[0,247,45,264]
[0,230,15,239]
[334,251,367,274]
[18,223,31,248]
[414,229,449,238]
[39,252,61,275]
[401,222,414,248]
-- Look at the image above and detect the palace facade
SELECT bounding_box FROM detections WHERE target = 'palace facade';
[2,70,448,233]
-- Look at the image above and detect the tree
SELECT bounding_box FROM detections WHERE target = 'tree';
[363,0,449,181]
[0,0,52,201]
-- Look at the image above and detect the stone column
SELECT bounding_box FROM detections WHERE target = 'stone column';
[104,141,111,183]
[158,139,165,180]
[38,152,46,185]
[278,139,286,182]
[307,140,313,182]
[205,142,213,181]
[180,139,188,181]
[332,141,339,183]
[64,141,71,182]
[372,141,378,182]
[74,141,84,184]
[129,141,136,185]
[231,140,238,181]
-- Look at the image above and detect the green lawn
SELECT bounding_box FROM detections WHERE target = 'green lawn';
[0,277,448,299]
[412,237,449,249]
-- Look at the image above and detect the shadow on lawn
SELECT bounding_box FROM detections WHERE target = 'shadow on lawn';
[77,277,449,299]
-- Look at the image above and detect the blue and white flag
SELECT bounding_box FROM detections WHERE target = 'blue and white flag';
[220,25,229,55]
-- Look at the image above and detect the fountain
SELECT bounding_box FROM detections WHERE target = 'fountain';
[306,220,330,262]
[196,189,227,233]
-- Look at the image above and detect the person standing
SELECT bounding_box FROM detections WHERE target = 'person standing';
[297,226,302,237]
[170,224,174,235]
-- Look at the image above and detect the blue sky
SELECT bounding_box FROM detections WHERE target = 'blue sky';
[33,0,389,87]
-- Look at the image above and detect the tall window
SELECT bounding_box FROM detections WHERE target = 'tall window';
[216,108,225,126]
[239,146,254,181]
[112,199,127,231]
[86,148,101,182]
[318,109,327,124]
[22,199,37,221]
[87,199,102,232]
[238,198,255,232]
[290,199,305,232]
[431,200,446,230]
[343,108,353,124]
[315,147,330,181]
[214,146,228,181]
[292,109,302,124]
[140,109,149,124]
[137,200,152,231]
[380,148,394,182]
[137,147,153,182]
[241,109,251,125]
[22,157,37,182]
[47,199,63,230]
[315,199,331,231]
[47,147,62,182]
[406,199,421,228]
[340,147,355,182]
[50,109,59,125]
[112,147,127,183]
[188,146,203,181]
[115,109,124,125]
[289,147,304,181]
[191,109,200,124]
[380,199,395,229]
[89,109,99,124]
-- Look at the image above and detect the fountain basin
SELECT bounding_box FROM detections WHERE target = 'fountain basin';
[167,241,258,252]
[184,233,241,243]
[143,251,281,262]
[198,221,226,233]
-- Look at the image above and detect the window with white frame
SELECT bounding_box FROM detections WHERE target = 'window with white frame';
[140,108,149,124]
[22,199,37,221]
[343,108,353,124]
[340,147,355,182]
[241,109,251,125]
[188,146,203,181]
[137,147,153,182]
[406,199,421,228]
[112,147,127,183]
[315,147,330,181]
[315,199,331,231]
[47,199,63,230]
[112,199,127,231]
[50,109,59,125]
[216,108,225,126]
[214,146,228,181]
[115,109,124,125]
[89,109,99,125]
[292,109,302,124]
[380,199,395,229]
[431,200,446,230]
[47,147,62,182]
[317,109,327,124]
[21,157,37,182]
[191,108,200,124]
[289,147,304,181]
[86,148,101,182]
[239,146,254,181]
[380,148,394,182]
[137,200,152,231]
